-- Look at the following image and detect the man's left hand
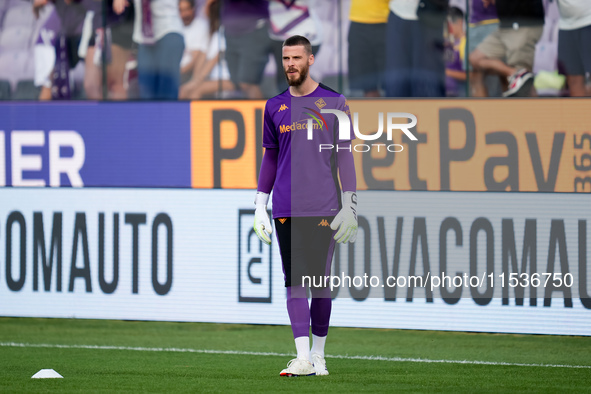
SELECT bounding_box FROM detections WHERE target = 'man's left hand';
[330,191,357,243]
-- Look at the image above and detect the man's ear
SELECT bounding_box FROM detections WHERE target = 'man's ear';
[308,53,315,66]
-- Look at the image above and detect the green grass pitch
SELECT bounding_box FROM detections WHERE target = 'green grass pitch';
[0,317,590,392]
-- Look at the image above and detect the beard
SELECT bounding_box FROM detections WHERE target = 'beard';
[284,64,309,87]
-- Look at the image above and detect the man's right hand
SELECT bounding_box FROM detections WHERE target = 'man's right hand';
[253,192,272,245]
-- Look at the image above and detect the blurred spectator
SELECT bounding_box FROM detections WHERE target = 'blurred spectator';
[445,6,466,96]
[0,2,8,27]
[384,0,448,97]
[268,0,322,93]
[178,0,233,99]
[557,0,591,96]
[530,0,563,95]
[32,0,98,100]
[179,0,202,82]
[469,0,545,97]
[0,0,42,99]
[347,0,389,97]
[467,0,500,97]
[114,0,184,100]
[221,0,272,99]
[85,0,135,99]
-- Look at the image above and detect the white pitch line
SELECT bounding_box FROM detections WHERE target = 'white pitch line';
[1,342,590,369]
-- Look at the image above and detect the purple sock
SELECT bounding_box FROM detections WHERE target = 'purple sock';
[286,286,310,338]
[310,287,332,337]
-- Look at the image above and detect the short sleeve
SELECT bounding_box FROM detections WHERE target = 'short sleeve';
[185,17,209,52]
[206,30,225,60]
[262,102,278,148]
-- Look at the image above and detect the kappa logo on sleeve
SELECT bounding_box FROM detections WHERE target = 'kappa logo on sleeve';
[278,104,288,112]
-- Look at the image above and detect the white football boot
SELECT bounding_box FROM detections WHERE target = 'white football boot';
[311,353,329,376]
[279,358,316,377]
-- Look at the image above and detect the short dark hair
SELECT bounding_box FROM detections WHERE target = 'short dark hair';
[282,35,312,55]
[448,6,464,22]
[179,0,195,8]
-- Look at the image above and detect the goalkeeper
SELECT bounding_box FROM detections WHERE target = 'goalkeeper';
[253,35,357,377]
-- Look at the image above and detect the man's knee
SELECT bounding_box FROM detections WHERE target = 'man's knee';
[84,79,102,100]
[239,83,262,99]
[469,50,485,70]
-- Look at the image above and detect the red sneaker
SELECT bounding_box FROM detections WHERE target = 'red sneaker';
[503,68,534,97]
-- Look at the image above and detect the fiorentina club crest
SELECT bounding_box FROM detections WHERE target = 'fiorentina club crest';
[314,98,326,110]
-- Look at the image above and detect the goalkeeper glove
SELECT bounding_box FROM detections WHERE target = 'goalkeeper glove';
[253,192,272,245]
[330,191,358,243]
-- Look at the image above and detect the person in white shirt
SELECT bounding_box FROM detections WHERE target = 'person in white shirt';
[557,0,591,96]
[384,0,447,97]
[178,0,233,99]
[114,0,184,99]
[179,0,202,82]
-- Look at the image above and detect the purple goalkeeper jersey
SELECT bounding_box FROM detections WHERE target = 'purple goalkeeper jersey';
[263,83,355,218]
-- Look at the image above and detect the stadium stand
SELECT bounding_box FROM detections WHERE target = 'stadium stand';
[0,0,587,99]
